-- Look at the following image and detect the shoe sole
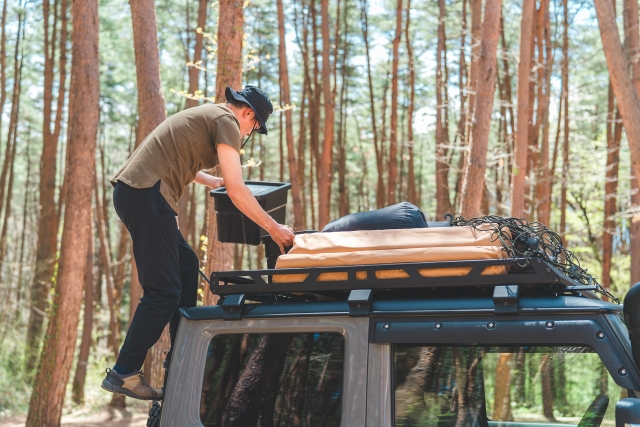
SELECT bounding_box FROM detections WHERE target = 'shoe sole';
[101,379,162,401]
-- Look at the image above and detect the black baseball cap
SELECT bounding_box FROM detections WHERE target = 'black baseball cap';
[225,85,273,135]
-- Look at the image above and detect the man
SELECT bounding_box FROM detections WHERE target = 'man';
[101,86,295,400]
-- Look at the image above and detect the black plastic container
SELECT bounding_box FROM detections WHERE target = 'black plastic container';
[210,181,291,245]
[261,231,317,269]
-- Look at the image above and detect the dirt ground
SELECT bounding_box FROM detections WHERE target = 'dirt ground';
[0,407,150,426]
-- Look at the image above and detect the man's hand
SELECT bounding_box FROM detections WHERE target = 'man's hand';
[266,223,296,254]
[194,171,224,189]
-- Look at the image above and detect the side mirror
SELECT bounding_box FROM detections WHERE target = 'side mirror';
[616,398,640,427]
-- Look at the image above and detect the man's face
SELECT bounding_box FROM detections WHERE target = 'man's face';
[237,107,261,137]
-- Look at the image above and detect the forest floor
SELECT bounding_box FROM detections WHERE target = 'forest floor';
[0,405,149,426]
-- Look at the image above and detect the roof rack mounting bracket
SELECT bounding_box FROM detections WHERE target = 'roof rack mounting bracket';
[222,294,245,320]
[493,285,519,314]
[348,289,372,317]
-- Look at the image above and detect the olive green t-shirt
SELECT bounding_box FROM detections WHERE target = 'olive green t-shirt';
[111,103,241,215]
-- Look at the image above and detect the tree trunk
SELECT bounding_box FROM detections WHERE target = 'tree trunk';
[337,3,350,218]
[559,0,569,240]
[632,178,640,284]
[215,0,244,98]
[130,0,166,139]
[436,0,453,218]
[511,0,535,218]
[500,17,516,147]
[178,185,192,238]
[466,0,483,138]
[0,17,22,271]
[188,185,197,245]
[602,103,622,295]
[405,0,416,205]
[186,0,207,109]
[387,0,403,206]
[112,223,130,308]
[492,353,512,421]
[26,0,68,371]
[279,105,284,182]
[0,0,7,129]
[0,97,18,270]
[220,334,293,427]
[540,354,556,421]
[0,10,21,215]
[360,0,385,209]
[394,347,443,420]
[535,0,554,226]
[205,0,244,304]
[14,131,32,311]
[277,0,304,230]
[296,12,309,227]
[72,224,94,405]
[594,0,640,189]
[310,0,322,227]
[331,0,342,102]
[625,0,640,285]
[513,349,525,404]
[459,0,501,218]
[129,0,168,390]
[94,171,120,359]
[26,0,99,423]
[456,0,483,205]
[318,0,335,228]
[629,0,640,285]
[453,0,468,212]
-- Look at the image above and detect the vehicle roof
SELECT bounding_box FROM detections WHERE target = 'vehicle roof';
[180,294,621,321]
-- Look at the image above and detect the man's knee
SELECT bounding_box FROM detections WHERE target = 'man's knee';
[143,286,182,312]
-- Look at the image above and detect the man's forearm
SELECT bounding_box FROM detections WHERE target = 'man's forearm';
[193,171,223,188]
[193,171,209,185]
[226,183,279,232]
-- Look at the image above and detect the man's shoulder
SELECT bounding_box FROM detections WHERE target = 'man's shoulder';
[189,103,234,119]
[163,102,229,121]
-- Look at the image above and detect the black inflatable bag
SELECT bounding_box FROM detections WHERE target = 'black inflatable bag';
[321,202,428,232]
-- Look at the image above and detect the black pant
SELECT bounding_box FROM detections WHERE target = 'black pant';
[113,181,199,371]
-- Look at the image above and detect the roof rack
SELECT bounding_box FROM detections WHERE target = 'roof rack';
[208,257,598,319]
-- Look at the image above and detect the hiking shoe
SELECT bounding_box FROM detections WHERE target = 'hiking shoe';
[101,368,163,401]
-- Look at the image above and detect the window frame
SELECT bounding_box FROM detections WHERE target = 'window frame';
[365,314,638,427]
[370,314,640,391]
[161,316,369,427]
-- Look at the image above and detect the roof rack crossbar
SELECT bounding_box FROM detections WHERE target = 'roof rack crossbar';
[209,258,587,297]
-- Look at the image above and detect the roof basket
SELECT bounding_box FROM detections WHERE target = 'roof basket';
[209,257,596,296]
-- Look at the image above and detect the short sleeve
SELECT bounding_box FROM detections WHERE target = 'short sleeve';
[210,114,242,153]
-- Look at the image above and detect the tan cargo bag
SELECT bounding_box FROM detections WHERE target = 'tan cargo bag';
[273,225,509,283]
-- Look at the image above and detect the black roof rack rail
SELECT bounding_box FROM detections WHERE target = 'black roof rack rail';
[209,257,596,296]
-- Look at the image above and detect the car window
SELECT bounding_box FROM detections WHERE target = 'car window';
[200,332,344,427]
[394,345,617,427]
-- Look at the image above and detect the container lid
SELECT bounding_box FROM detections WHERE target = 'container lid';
[210,180,291,200]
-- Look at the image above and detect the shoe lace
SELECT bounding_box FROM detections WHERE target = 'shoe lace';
[137,371,152,388]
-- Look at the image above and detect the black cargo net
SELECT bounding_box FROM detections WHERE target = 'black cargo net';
[450,216,619,304]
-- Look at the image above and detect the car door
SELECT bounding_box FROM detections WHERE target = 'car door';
[366,314,640,427]
[161,316,369,427]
